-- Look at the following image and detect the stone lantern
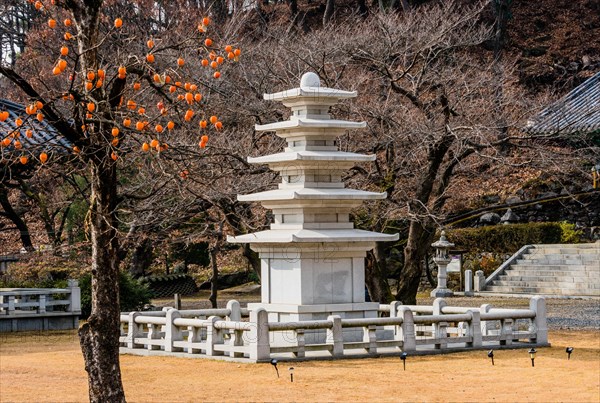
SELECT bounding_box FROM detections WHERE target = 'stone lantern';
[430,231,455,297]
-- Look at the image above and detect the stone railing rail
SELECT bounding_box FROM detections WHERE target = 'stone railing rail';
[0,280,81,317]
[119,297,548,362]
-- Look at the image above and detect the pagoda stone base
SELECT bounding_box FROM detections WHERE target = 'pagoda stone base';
[248,302,382,344]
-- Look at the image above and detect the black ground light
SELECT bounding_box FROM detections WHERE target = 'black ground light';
[289,367,295,382]
[400,352,408,371]
[566,347,574,360]
[528,348,537,367]
[271,359,279,378]
[487,350,494,366]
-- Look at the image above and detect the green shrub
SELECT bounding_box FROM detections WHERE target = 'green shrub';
[79,272,152,319]
[558,221,583,243]
[447,222,565,254]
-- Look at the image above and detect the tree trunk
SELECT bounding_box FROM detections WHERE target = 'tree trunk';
[128,238,153,278]
[209,244,219,308]
[242,244,261,280]
[396,221,435,304]
[78,158,126,403]
[364,244,393,304]
[357,0,368,16]
[0,187,34,252]
[323,0,335,25]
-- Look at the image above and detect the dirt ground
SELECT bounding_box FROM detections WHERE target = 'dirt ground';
[0,329,598,403]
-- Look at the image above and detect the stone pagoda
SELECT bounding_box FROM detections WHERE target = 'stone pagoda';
[228,72,398,332]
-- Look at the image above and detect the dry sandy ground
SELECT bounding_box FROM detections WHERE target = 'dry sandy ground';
[0,330,598,403]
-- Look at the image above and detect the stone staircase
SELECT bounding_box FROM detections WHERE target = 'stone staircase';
[485,243,600,297]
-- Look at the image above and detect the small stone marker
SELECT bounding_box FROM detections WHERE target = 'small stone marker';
[464,269,474,296]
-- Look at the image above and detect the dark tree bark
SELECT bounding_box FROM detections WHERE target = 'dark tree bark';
[209,244,219,308]
[0,186,34,251]
[323,0,335,25]
[67,1,127,401]
[396,221,435,304]
[357,0,368,16]
[365,243,394,304]
[242,244,261,280]
[129,238,153,278]
[78,156,125,403]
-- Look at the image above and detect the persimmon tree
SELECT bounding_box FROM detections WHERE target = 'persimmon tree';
[0,0,241,401]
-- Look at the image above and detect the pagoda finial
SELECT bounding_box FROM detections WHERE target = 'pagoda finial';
[300,72,320,89]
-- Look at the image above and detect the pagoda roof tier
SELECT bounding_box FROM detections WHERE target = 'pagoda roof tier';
[255,118,366,133]
[238,188,386,202]
[263,72,358,102]
[248,151,375,164]
[228,229,399,244]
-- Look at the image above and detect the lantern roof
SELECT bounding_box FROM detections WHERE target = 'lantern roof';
[432,231,455,249]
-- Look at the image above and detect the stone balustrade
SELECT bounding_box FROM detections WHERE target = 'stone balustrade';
[119,297,548,362]
[0,280,81,332]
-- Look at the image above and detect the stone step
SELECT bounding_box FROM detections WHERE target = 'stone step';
[485,285,600,296]
[510,264,599,272]
[506,269,599,277]
[492,280,600,289]
[522,252,599,260]
[517,257,599,265]
[498,275,591,283]
[528,248,599,255]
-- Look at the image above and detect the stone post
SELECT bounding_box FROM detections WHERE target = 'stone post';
[68,279,81,313]
[399,307,416,352]
[127,312,142,349]
[165,309,183,353]
[480,303,492,336]
[468,310,482,348]
[464,270,474,297]
[363,325,377,354]
[530,296,548,345]
[295,329,306,358]
[38,294,47,314]
[327,315,343,357]
[389,301,401,337]
[206,315,224,356]
[500,318,514,346]
[474,270,485,292]
[248,308,270,361]
[226,300,241,322]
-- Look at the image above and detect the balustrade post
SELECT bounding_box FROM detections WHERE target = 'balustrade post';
[500,319,514,346]
[434,322,448,349]
[363,325,377,354]
[147,324,161,351]
[327,315,343,357]
[226,300,241,322]
[165,309,183,352]
[480,303,492,335]
[7,295,15,315]
[468,310,482,348]
[399,307,416,352]
[294,329,306,358]
[248,308,270,361]
[38,294,47,314]
[127,312,142,349]
[68,279,81,313]
[206,316,224,356]
[433,298,447,347]
[389,301,401,337]
[530,296,548,344]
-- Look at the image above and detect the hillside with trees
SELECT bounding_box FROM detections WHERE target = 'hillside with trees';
[0,1,598,399]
